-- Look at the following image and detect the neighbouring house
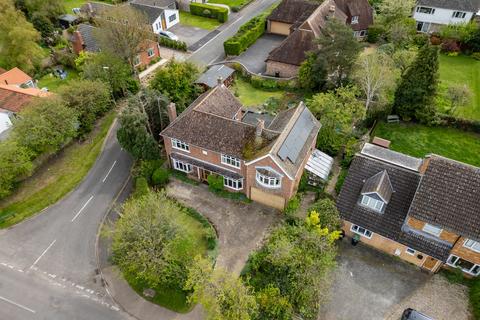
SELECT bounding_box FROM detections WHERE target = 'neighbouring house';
[0,111,13,141]
[265,0,373,78]
[413,0,480,33]
[195,64,235,90]
[70,24,161,68]
[130,0,180,33]
[58,14,81,29]
[337,142,480,276]
[161,82,322,210]
[80,2,116,18]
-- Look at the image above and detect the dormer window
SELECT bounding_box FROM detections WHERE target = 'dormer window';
[361,195,384,212]
[416,6,435,14]
[359,170,393,213]
[351,16,359,24]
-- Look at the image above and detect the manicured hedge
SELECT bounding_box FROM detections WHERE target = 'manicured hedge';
[223,14,267,56]
[189,3,228,23]
[158,37,188,52]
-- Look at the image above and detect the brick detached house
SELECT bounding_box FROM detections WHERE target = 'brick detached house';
[160,82,320,210]
[265,0,373,78]
[337,142,480,276]
[70,24,161,69]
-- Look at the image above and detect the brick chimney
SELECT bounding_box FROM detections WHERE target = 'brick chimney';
[217,76,223,86]
[255,119,265,144]
[419,156,431,174]
[72,31,85,55]
[167,102,177,122]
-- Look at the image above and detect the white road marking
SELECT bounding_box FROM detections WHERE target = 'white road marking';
[102,160,117,183]
[71,196,94,222]
[0,295,36,314]
[30,239,56,270]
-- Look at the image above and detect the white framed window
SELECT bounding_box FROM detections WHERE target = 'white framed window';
[360,195,384,212]
[351,15,359,24]
[406,247,416,255]
[223,177,243,190]
[452,11,466,19]
[172,159,192,173]
[256,170,281,189]
[221,154,240,168]
[359,30,366,37]
[463,239,480,253]
[171,139,189,152]
[147,48,155,57]
[422,223,442,237]
[168,14,176,22]
[447,255,480,276]
[134,55,141,66]
[351,224,373,239]
[416,6,435,14]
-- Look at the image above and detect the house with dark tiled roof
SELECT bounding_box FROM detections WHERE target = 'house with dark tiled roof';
[70,24,161,69]
[265,0,373,78]
[161,82,321,210]
[414,0,480,33]
[130,0,179,33]
[337,142,480,276]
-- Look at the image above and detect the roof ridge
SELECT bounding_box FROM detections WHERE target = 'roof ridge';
[356,153,422,174]
[427,154,480,170]
[193,108,255,128]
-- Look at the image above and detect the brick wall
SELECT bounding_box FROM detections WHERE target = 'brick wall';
[406,216,459,244]
[265,61,299,78]
[343,220,442,272]
[135,41,161,68]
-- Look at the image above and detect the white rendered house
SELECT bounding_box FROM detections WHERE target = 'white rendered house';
[413,0,479,33]
[130,0,180,33]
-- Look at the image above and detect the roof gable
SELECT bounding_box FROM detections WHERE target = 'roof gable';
[416,0,479,12]
[0,67,32,86]
[361,170,394,203]
[267,0,318,24]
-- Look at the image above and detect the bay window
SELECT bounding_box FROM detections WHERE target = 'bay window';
[256,170,281,188]
[447,255,480,276]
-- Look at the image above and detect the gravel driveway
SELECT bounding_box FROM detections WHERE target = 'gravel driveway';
[166,180,281,274]
[322,240,470,320]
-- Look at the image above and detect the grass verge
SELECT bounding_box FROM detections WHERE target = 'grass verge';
[38,68,80,92]
[0,111,116,228]
[372,122,480,167]
[231,77,284,107]
[179,11,221,30]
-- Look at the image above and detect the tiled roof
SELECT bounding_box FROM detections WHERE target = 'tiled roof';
[195,64,235,89]
[337,155,421,242]
[0,87,36,113]
[398,229,452,262]
[417,0,479,12]
[171,152,243,179]
[80,2,114,16]
[266,29,316,66]
[131,0,175,8]
[130,2,164,24]
[0,67,32,86]
[408,156,480,240]
[191,85,242,119]
[77,24,100,52]
[267,0,318,24]
[361,170,393,203]
[334,0,373,31]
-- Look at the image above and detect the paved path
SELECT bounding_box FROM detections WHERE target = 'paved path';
[0,120,134,320]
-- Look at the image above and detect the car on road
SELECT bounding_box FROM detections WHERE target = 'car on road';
[158,30,179,41]
[401,308,434,320]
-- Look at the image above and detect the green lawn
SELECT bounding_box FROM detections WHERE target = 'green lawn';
[437,54,480,120]
[208,0,251,8]
[38,68,80,93]
[179,11,221,30]
[373,122,480,167]
[0,112,116,228]
[63,0,88,13]
[231,77,284,107]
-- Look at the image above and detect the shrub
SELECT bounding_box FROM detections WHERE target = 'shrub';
[133,177,149,198]
[137,159,164,184]
[284,195,301,216]
[470,278,480,320]
[335,168,348,195]
[341,137,359,168]
[207,174,224,192]
[367,24,385,43]
[223,13,267,56]
[152,167,169,187]
[472,52,480,60]
[441,39,461,53]
[158,37,188,52]
[430,35,442,45]
[190,3,228,23]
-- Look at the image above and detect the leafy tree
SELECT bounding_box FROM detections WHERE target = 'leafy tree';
[377,0,415,25]
[186,256,258,320]
[0,140,33,199]
[353,52,395,110]
[94,6,154,70]
[307,86,365,155]
[391,48,417,76]
[150,59,201,111]
[307,198,341,231]
[255,285,293,320]
[151,167,169,186]
[59,80,112,136]
[16,0,64,21]
[245,216,341,319]
[393,44,439,122]
[31,12,54,40]
[445,84,472,115]
[0,0,44,73]
[81,52,138,98]
[112,191,198,290]
[373,0,416,47]
[137,88,171,139]
[117,95,160,160]
[12,97,78,156]
[298,53,327,92]
[314,19,363,87]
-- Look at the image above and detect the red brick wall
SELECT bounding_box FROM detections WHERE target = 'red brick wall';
[71,31,84,55]
[135,41,160,68]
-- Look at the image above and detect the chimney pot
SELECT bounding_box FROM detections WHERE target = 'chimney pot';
[255,119,265,137]
[167,102,177,122]
[329,5,336,12]
[217,76,223,86]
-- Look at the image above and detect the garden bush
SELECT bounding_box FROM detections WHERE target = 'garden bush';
[367,24,385,43]
[158,37,188,52]
[470,278,480,320]
[441,39,461,53]
[223,13,267,56]
[284,195,301,216]
[133,177,149,198]
[152,167,169,187]
[190,3,228,23]
[207,174,224,192]
[472,52,480,60]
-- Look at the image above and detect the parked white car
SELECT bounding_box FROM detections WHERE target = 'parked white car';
[159,30,179,41]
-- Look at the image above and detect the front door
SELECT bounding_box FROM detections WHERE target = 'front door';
[422,257,439,271]
[161,13,167,30]
[200,169,211,182]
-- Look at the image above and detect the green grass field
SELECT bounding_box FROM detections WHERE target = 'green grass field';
[373,122,480,167]
[231,77,284,107]
[0,112,116,228]
[63,0,88,13]
[179,11,221,30]
[38,68,80,93]
[438,54,480,120]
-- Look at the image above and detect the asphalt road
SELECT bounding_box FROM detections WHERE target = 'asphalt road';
[188,0,280,66]
[0,120,134,320]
